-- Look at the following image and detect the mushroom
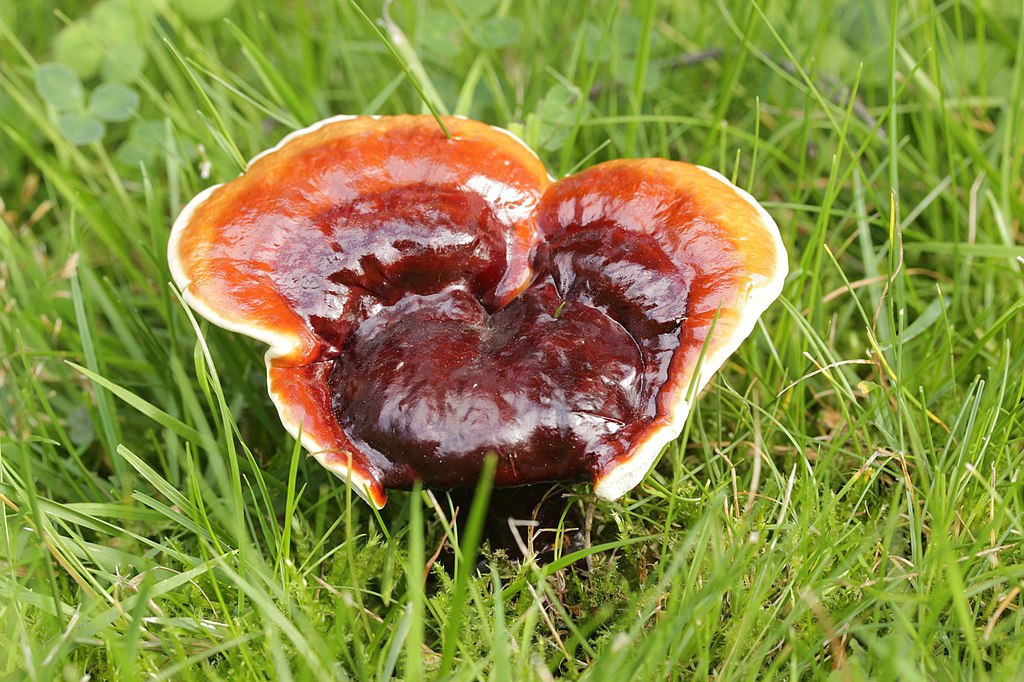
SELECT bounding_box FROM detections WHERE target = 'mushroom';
[168,115,787,508]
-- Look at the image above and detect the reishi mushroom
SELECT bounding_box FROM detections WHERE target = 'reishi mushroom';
[168,115,787,508]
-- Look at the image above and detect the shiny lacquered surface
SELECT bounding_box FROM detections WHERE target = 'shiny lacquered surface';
[329,281,643,488]
[534,160,784,480]
[173,116,548,367]
[169,115,787,507]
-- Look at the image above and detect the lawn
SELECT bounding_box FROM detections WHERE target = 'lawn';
[2,0,1023,679]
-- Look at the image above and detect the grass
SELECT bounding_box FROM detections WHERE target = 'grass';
[1,0,1023,678]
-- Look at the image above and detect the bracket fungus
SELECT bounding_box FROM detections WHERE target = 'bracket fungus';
[168,115,787,508]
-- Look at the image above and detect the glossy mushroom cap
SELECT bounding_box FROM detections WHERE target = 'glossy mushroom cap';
[168,115,787,508]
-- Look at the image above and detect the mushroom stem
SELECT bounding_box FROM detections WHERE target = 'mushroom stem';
[447,484,584,563]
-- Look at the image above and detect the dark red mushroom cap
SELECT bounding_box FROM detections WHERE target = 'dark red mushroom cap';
[169,115,787,508]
